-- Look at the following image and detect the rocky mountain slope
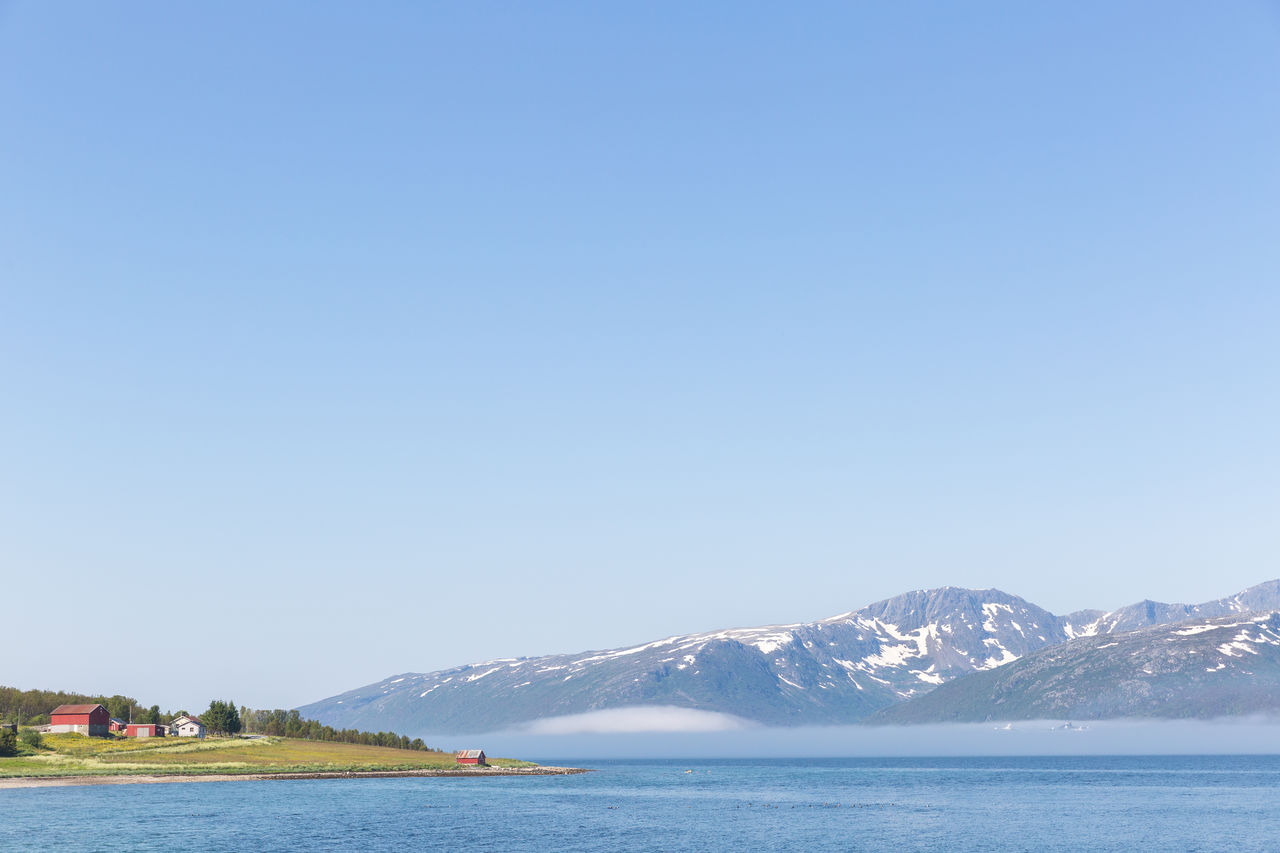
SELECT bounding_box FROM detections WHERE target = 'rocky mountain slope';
[298,580,1280,734]
[870,610,1280,723]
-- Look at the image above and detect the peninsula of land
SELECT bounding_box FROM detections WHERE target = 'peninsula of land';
[0,731,581,788]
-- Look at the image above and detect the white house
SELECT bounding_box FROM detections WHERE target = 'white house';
[170,715,206,738]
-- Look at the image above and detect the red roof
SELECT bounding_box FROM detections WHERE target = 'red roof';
[51,704,106,715]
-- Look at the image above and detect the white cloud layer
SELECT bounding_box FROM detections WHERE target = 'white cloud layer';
[513,706,755,735]
[438,717,1280,760]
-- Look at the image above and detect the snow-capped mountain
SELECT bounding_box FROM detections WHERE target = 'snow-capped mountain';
[1060,579,1280,636]
[297,580,1280,734]
[871,609,1280,723]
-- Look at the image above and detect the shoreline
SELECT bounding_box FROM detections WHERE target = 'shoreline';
[0,766,591,789]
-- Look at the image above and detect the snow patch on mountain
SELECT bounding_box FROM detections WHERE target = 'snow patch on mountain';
[980,648,1018,669]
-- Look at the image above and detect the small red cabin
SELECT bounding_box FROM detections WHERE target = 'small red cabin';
[455,749,486,766]
[126,723,163,738]
[109,718,127,733]
[50,704,111,737]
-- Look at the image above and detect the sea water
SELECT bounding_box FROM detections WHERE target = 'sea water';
[3,756,1278,851]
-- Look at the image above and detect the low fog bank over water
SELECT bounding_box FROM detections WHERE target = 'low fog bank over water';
[431,709,1280,759]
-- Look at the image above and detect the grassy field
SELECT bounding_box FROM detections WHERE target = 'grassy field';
[1,733,533,779]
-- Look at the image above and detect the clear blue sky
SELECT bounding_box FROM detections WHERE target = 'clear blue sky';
[2,2,1277,712]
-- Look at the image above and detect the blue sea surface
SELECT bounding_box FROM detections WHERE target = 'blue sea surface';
[4,756,1279,851]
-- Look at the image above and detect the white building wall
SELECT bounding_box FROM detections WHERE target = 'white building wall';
[48,723,108,736]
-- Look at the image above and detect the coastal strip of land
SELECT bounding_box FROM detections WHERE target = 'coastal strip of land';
[1,732,586,788]
[0,765,590,789]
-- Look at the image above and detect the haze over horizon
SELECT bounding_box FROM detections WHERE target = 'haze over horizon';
[3,3,1277,713]
[452,716,1280,759]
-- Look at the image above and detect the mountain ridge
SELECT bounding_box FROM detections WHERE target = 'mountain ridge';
[298,579,1280,734]
[870,609,1280,723]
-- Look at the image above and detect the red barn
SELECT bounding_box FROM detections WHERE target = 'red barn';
[126,723,163,738]
[455,749,486,766]
[49,704,110,737]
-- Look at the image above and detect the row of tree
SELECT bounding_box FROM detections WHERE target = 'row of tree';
[238,707,440,752]
[0,686,156,726]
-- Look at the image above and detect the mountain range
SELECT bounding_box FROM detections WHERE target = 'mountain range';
[298,580,1280,734]
[871,609,1280,724]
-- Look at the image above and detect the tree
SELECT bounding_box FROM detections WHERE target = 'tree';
[202,700,242,736]
[0,730,17,757]
[106,695,132,722]
[202,700,228,735]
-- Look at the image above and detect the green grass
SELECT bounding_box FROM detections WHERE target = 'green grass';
[0,733,532,779]
[38,733,188,755]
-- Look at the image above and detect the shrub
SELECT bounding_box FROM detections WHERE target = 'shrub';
[19,729,43,749]
[0,730,16,757]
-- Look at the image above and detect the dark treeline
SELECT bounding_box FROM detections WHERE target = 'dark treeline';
[0,685,164,726]
[240,707,440,752]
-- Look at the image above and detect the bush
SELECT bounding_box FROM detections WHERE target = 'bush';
[19,729,43,749]
[0,730,16,757]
